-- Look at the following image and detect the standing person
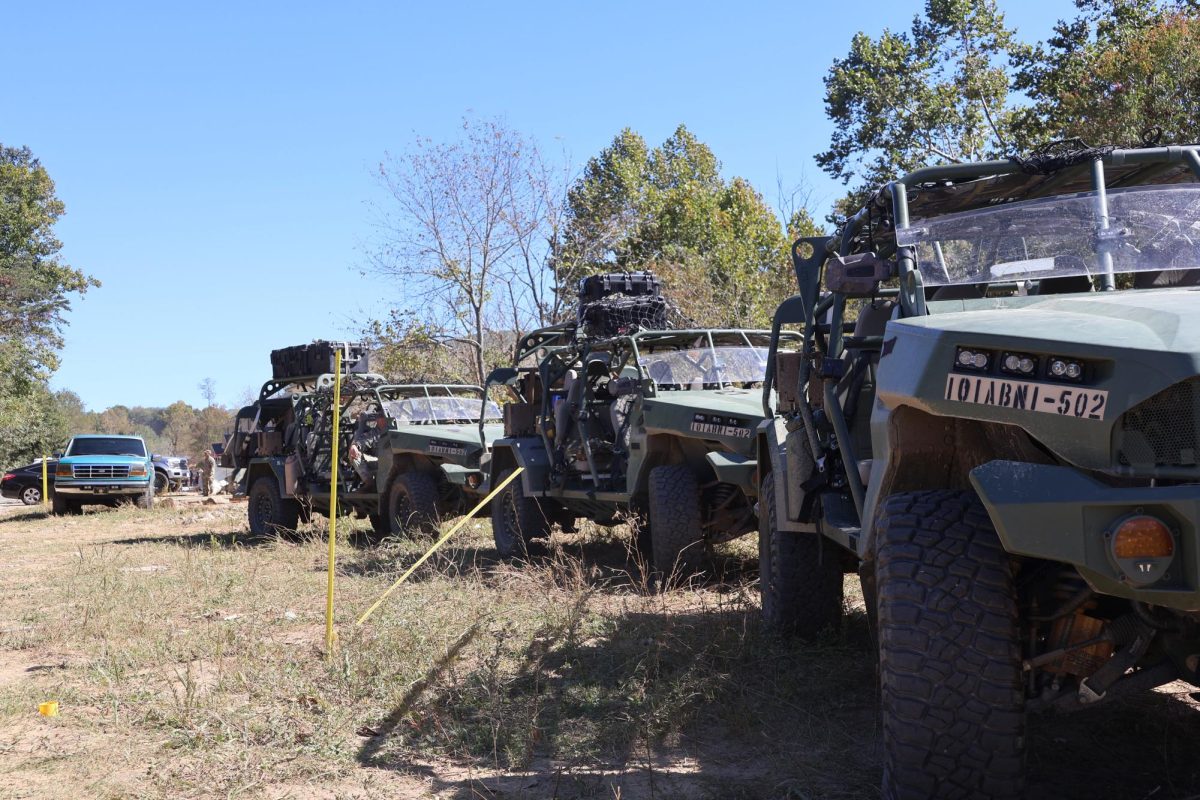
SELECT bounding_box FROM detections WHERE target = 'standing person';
[200,449,217,496]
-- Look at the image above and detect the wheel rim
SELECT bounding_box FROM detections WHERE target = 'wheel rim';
[500,487,521,543]
[22,487,40,504]
[252,491,274,529]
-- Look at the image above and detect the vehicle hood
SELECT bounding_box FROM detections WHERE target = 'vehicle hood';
[389,422,504,452]
[644,388,765,419]
[906,287,1200,353]
[879,287,1200,474]
[60,454,148,464]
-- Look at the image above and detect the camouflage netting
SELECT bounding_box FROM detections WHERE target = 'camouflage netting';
[575,271,694,338]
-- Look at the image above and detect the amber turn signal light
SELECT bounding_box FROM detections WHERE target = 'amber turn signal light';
[1112,515,1175,559]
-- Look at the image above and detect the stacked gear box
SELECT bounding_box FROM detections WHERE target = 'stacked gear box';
[269,341,368,380]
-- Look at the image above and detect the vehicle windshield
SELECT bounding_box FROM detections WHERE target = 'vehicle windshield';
[897,185,1200,286]
[67,437,146,457]
[384,397,502,424]
[639,346,769,388]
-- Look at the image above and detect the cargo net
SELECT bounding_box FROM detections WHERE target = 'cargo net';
[576,271,691,339]
[1009,139,1118,175]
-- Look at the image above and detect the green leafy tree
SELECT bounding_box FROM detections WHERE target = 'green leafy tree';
[817,0,1018,203]
[1012,1,1200,148]
[0,145,97,466]
[162,401,196,453]
[555,125,793,328]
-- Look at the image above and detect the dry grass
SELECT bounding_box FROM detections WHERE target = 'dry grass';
[0,499,1198,799]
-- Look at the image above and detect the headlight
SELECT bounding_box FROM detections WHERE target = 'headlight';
[1001,352,1037,377]
[955,347,992,371]
[1048,356,1085,382]
[56,464,72,477]
[128,465,147,476]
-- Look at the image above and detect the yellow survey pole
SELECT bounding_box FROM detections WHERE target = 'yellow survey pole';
[41,457,48,506]
[325,349,343,658]
[356,466,524,626]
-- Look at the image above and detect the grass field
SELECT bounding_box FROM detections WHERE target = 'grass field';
[1,499,1198,799]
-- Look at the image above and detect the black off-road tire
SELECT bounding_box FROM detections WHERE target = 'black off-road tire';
[248,476,300,537]
[388,472,440,536]
[758,476,844,638]
[153,471,170,495]
[20,485,42,506]
[876,490,1024,800]
[490,468,549,559]
[647,464,703,577]
[135,481,155,509]
[51,492,78,516]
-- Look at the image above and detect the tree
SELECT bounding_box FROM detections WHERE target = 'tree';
[162,401,195,453]
[198,378,217,407]
[555,125,795,328]
[367,118,567,384]
[817,0,1018,202]
[1012,1,1200,148]
[0,145,97,466]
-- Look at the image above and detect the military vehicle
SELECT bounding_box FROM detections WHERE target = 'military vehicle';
[757,143,1200,797]
[485,272,798,575]
[228,342,503,537]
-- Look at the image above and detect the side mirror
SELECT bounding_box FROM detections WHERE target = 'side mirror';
[151,454,160,460]
[53,452,63,459]
[825,252,893,294]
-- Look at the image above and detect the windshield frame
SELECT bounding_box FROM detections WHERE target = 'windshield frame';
[66,437,147,458]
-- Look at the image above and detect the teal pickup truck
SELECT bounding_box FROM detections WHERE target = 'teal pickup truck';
[52,434,155,514]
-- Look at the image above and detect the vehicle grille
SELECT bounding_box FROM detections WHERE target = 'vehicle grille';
[72,465,131,479]
[1115,377,1200,468]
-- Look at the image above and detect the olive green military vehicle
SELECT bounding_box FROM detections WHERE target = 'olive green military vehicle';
[757,144,1200,798]
[228,354,502,537]
[485,272,797,575]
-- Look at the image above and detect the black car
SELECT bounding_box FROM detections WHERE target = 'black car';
[2,460,57,505]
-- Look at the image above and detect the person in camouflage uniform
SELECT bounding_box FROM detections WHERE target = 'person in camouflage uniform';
[348,413,388,487]
[200,449,217,496]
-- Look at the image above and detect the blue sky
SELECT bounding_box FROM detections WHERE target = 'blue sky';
[4,0,1075,411]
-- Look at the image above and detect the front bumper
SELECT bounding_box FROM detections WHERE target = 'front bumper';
[971,460,1200,611]
[54,480,150,497]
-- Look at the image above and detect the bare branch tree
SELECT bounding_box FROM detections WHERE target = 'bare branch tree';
[366,118,565,384]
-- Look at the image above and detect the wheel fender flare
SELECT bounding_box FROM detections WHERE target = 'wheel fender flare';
[491,439,549,495]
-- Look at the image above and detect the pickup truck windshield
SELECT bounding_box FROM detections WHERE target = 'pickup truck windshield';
[897,185,1200,286]
[67,438,146,457]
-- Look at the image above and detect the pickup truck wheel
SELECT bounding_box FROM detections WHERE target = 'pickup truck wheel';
[51,492,78,516]
[490,468,547,559]
[248,476,300,537]
[20,486,41,505]
[389,472,439,536]
[135,481,155,509]
[153,471,169,494]
[647,464,703,577]
[759,475,843,638]
[876,490,1024,800]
